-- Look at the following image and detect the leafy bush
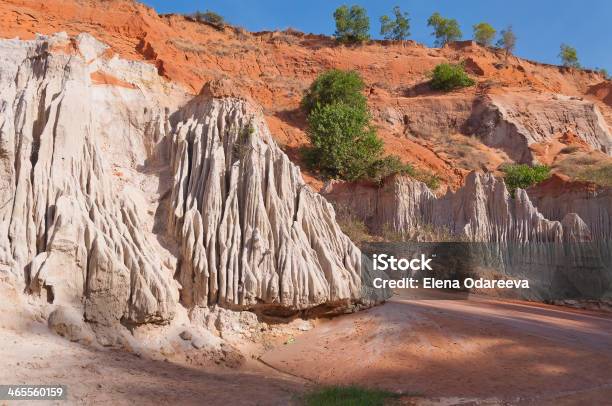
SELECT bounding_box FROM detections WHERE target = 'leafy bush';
[430,63,475,91]
[559,44,580,68]
[501,164,551,196]
[302,385,399,406]
[193,10,225,28]
[305,102,382,181]
[301,70,367,114]
[365,155,412,183]
[427,12,462,46]
[473,22,496,47]
[303,70,438,184]
[334,5,371,44]
[379,6,410,41]
[409,168,441,190]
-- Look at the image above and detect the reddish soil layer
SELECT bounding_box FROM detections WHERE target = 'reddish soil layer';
[2,0,611,190]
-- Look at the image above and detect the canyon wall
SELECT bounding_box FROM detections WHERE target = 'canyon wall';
[323,172,593,243]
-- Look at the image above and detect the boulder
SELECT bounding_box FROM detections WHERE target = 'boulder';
[48,306,94,344]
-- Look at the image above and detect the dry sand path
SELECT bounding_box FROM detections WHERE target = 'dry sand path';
[261,290,612,405]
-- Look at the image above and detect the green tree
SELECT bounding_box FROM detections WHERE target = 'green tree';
[559,44,580,68]
[496,26,517,62]
[472,22,496,47]
[430,63,475,91]
[379,6,410,42]
[306,102,382,181]
[427,12,462,46]
[334,5,371,44]
[301,69,367,113]
[302,70,414,183]
[501,164,551,197]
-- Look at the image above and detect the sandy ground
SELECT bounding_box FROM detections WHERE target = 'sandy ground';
[0,321,304,406]
[0,281,305,405]
[262,290,612,405]
[1,288,611,405]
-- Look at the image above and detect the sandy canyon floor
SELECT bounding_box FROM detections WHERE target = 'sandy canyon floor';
[1,289,611,405]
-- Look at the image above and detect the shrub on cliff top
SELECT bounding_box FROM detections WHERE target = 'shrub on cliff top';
[301,69,367,113]
[430,63,475,91]
[559,44,580,68]
[501,164,551,197]
[379,6,410,42]
[193,10,225,28]
[427,12,462,46]
[473,22,496,47]
[496,26,517,62]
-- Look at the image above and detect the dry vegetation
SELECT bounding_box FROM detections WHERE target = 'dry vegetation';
[168,38,206,53]
[334,204,467,244]
[553,150,612,187]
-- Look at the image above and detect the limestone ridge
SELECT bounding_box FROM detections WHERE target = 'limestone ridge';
[0,33,382,328]
[323,172,595,243]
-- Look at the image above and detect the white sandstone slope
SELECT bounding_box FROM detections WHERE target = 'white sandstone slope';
[0,33,378,336]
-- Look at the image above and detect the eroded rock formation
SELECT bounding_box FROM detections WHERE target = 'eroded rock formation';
[0,33,379,333]
[0,33,180,326]
[325,172,611,302]
[466,92,612,163]
[323,172,592,243]
[528,174,612,241]
[168,97,363,312]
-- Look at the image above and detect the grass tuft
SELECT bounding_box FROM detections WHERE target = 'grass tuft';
[302,385,400,406]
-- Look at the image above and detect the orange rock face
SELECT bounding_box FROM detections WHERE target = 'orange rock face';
[1,0,611,190]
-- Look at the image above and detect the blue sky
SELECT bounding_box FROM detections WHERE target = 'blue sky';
[142,0,612,72]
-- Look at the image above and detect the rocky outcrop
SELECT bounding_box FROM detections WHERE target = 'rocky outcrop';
[325,172,611,302]
[323,172,591,243]
[168,97,365,313]
[0,33,382,335]
[466,92,612,163]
